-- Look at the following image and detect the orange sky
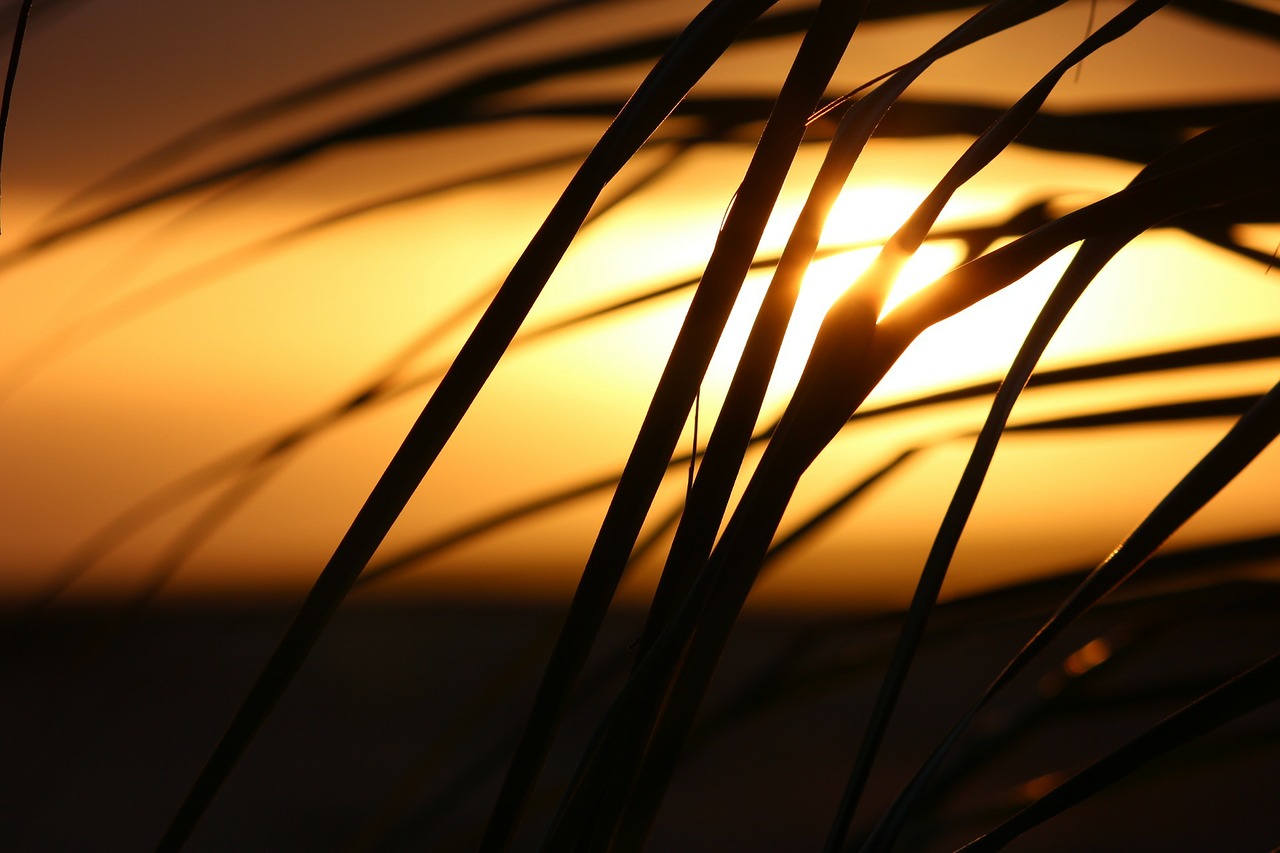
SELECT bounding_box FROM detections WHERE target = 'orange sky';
[1,0,1278,608]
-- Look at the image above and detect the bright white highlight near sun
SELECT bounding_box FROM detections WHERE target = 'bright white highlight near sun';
[771,242,962,391]
[703,241,963,416]
[871,245,1080,402]
[808,242,965,320]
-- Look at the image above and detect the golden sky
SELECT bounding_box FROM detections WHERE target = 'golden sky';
[1,0,1278,608]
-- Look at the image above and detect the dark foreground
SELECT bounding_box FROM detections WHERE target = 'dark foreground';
[3,570,1277,852]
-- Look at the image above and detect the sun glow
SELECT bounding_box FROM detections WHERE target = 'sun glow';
[703,240,964,415]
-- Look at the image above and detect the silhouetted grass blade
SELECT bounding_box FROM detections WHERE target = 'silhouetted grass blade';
[6,1,1278,849]
[38,0,613,223]
[845,104,1280,850]
[579,3,1171,845]
[154,1,779,846]
[0,149,599,400]
[956,652,1280,852]
[633,0,1128,659]
[1174,0,1280,41]
[16,195,1060,618]
[0,3,822,274]
[0,0,32,232]
[831,230,1138,852]
[494,0,872,845]
[859,379,1280,852]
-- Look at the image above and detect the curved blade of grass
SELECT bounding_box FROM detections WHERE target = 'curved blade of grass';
[361,385,1265,598]
[482,0,878,845]
[564,101,1280,853]
[365,535,1280,850]
[1006,393,1263,431]
[153,2,781,846]
[837,95,1280,853]
[39,0,615,223]
[1168,193,1280,267]
[859,377,1280,852]
[874,111,1280,365]
[526,93,1280,171]
[577,3,1164,843]
[0,129,700,403]
[59,0,1164,224]
[19,138,694,623]
[0,3,825,275]
[0,0,33,232]
[1174,0,1280,41]
[847,333,1280,424]
[832,232,1138,851]
[545,1,1117,842]
[634,0,1110,657]
[8,0,1275,269]
[0,149,588,401]
[956,651,1280,852]
[872,97,1280,166]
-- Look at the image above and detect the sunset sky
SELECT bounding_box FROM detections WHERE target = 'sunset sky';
[2,0,1278,609]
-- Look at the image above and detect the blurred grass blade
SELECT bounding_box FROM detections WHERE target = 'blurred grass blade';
[17,140,692,625]
[6,2,1274,266]
[40,0,613,222]
[1174,0,1280,41]
[363,387,1263,596]
[2,128,693,400]
[527,93,1280,171]
[0,0,32,232]
[957,652,1280,852]
[0,2,819,273]
[0,149,592,400]
[1007,394,1263,431]
[992,378,1280,702]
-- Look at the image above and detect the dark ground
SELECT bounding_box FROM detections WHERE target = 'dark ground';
[3,572,1277,852]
